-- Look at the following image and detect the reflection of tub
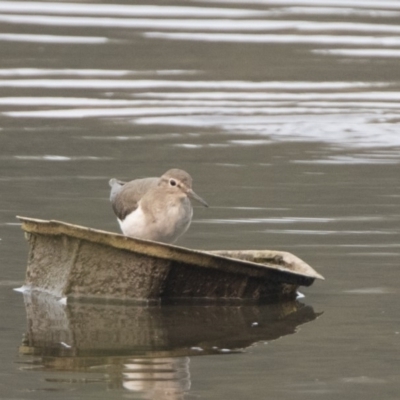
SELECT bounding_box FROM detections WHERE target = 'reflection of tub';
[19,291,321,396]
[19,291,320,358]
[18,216,324,302]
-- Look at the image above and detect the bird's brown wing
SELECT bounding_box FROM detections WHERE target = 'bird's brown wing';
[111,177,159,220]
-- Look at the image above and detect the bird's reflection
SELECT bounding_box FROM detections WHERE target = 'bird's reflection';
[19,292,321,398]
[122,357,191,400]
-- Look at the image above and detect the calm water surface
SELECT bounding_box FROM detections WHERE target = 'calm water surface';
[1,0,400,399]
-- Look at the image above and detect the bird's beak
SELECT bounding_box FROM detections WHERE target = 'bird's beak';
[187,189,209,207]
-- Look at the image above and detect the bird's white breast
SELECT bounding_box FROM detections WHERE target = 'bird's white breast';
[118,206,148,239]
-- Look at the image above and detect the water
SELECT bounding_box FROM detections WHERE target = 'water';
[1,0,400,399]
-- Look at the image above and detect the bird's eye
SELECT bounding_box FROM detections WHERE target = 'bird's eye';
[169,179,177,186]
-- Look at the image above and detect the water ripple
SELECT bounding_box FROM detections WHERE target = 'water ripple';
[144,32,400,46]
[314,48,400,58]
[0,69,197,77]
[0,79,383,89]
[0,2,262,17]
[0,33,108,44]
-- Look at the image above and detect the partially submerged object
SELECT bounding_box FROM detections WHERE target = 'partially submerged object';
[17,216,324,303]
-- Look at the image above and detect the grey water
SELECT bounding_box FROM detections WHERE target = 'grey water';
[1,0,400,399]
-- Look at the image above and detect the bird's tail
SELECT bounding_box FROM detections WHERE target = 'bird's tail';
[109,178,126,202]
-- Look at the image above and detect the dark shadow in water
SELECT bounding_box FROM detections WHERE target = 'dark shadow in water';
[19,292,322,398]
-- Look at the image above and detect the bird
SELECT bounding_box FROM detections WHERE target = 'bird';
[109,168,208,243]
